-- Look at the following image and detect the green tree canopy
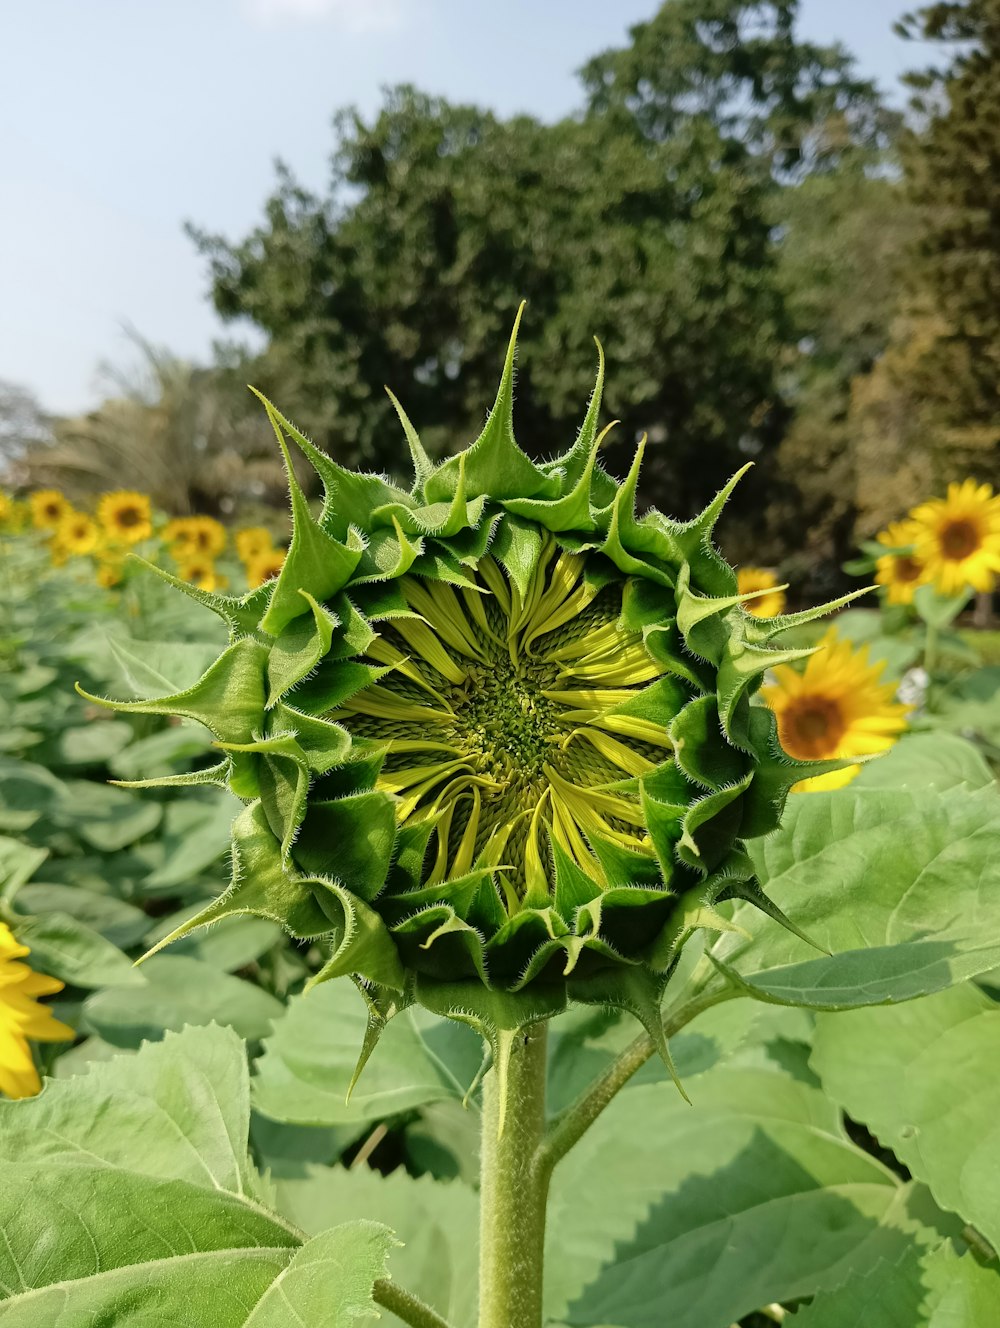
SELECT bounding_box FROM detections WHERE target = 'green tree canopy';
[190,0,889,525]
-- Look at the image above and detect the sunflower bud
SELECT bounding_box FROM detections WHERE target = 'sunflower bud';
[86,310,854,1082]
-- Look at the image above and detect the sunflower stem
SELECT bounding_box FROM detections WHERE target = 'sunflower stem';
[478,1022,549,1328]
[536,983,740,1179]
[373,1278,455,1328]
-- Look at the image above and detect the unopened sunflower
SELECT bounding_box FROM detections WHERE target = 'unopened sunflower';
[54,511,100,557]
[235,526,275,563]
[0,924,74,1099]
[244,547,285,588]
[762,628,909,793]
[87,314,856,1074]
[29,489,70,530]
[911,479,1000,596]
[874,519,926,606]
[736,567,786,618]
[98,491,152,545]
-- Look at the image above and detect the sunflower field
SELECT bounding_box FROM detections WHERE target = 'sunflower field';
[2,330,1000,1328]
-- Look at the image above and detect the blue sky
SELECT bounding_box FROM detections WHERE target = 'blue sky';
[3,0,928,415]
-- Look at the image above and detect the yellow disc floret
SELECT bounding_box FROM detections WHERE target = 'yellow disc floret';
[336,538,670,901]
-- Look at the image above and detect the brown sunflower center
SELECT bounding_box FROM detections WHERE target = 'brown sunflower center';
[116,506,142,528]
[940,518,979,561]
[779,695,846,760]
[895,556,922,583]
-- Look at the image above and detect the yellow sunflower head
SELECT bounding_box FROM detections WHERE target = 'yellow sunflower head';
[874,519,927,606]
[177,558,223,592]
[736,567,787,618]
[761,627,910,793]
[97,491,153,545]
[0,923,74,1098]
[0,491,11,524]
[235,526,275,563]
[53,511,100,557]
[245,547,286,589]
[910,479,1000,597]
[29,489,70,530]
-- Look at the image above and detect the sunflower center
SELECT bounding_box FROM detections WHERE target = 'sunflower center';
[778,696,846,760]
[895,555,922,583]
[117,506,142,528]
[940,517,979,560]
[334,541,674,903]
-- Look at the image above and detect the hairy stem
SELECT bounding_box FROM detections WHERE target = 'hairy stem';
[478,1023,549,1328]
[373,1277,455,1328]
[537,985,740,1180]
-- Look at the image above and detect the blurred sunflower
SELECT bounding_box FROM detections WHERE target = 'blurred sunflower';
[54,511,100,557]
[910,479,1000,596]
[96,561,124,589]
[737,566,786,618]
[29,489,70,530]
[98,491,153,545]
[762,628,909,793]
[234,526,274,563]
[0,923,74,1098]
[177,557,224,592]
[165,515,226,560]
[0,492,10,523]
[874,519,926,606]
[245,547,285,589]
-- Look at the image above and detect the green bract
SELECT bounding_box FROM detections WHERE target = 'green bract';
[85,311,853,1085]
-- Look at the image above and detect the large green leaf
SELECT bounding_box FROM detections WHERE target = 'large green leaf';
[12,911,142,988]
[790,1240,1000,1327]
[14,882,150,948]
[140,788,238,890]
[253,979,482,1126]
[851,731,995,793]
[276,1167,478,1327]
[83,954,283,1046]
[0,1026,394,1326]
[812,983,1000,1253]
[547,1064,953,1328]
[711,782,1000,1008]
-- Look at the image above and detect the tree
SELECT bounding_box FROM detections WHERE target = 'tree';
[190,2,890,526]
[20,335,287,517]
[891,0,1000,481]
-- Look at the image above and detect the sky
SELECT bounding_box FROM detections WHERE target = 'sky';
[2,0,931,417]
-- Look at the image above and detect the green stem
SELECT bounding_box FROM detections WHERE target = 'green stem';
[537,985,740,1179]
[478,1023,549,1328]
[372,1278,455,1328]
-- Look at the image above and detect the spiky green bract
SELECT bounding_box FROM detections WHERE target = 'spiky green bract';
[84,310,853,1084]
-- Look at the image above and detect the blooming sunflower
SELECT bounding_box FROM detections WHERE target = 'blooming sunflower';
[177,558,223,592]
[762,628,909,793]
[29,489,70,530]
[910,479,1000,596]
[97,491,153,545]
[53,511,100,557]
[736,567,786,618]
[245,548,286,589]
[87,314,856,1074]
[874,519,926,606]
[235,526,275,563]
[0,924,74,1098]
